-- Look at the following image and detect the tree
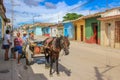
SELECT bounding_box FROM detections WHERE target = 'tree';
[63,13,83,21]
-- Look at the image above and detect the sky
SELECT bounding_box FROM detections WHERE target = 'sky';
[4,0,120,28]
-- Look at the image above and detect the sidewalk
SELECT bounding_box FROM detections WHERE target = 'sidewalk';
[0,39,49,80]
[0,34,49,80]
[0,42,19,80]
[0,37,28,80]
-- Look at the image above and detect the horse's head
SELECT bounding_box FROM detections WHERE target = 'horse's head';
[59,36,70,55]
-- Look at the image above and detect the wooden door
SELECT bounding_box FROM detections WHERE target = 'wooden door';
[115,21,120,43]
[80,25,84,41]
[92,23,98,44]
[75,26,77,40]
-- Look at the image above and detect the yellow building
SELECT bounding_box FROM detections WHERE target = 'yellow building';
[0,0,8,38]
[73,17,85,42]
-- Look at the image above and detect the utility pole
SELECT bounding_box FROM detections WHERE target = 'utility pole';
[33,17,34,25]
[10,1,20,80]
[57,14,59,37]
[88,10,91,15]
[11,0,20,31]
[11,0,14,31]
[32,15,41,26]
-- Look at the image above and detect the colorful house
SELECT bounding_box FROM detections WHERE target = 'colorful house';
[63,21,74,39]
[34,26,43,36]
[73,17,85,42]
[98,7,120,48]
[31,22,54,37]
[85,13,101,44]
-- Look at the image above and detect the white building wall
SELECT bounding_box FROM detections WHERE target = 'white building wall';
[100,20,114,46]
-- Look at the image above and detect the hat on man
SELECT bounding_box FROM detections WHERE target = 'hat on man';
[23,31,27,34]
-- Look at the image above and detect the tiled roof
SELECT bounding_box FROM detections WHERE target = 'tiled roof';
[33,22,54,27]
[97,14,120,20]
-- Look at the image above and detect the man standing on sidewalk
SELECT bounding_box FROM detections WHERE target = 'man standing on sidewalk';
[2,30,11,61]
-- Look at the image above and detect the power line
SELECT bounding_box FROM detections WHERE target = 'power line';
[69,0,94,12]
[45,0,94,22]
[56,0,94,23]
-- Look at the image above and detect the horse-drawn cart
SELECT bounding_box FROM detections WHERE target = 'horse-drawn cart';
[25,41,45,65]
[25,36,70,75]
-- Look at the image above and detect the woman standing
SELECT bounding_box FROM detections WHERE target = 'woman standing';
[3,30,11,61]
[14,32,23,64]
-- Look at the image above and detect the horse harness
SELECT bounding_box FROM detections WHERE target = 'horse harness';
[45,37,61,53]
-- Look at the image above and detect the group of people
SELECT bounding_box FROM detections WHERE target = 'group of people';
[2,30,29,64]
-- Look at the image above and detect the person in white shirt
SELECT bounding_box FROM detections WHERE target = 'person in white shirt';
[3,30,11,61]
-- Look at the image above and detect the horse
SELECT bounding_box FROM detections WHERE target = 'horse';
[43,36,70,75]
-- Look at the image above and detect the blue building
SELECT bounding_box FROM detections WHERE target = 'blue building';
[63,22,75,39]
[34,26,43,35]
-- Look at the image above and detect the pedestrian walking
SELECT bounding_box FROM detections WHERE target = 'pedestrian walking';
[2,30,11,61]
[13,32,23,64]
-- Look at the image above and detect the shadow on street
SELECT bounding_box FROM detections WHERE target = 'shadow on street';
[94,64,120,80]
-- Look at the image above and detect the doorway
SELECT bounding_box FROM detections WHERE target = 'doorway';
[80,25,84,41]
[92,23,98,44]
[115,21,120,43]
[105,23,111,46]
[75,25,77,40]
